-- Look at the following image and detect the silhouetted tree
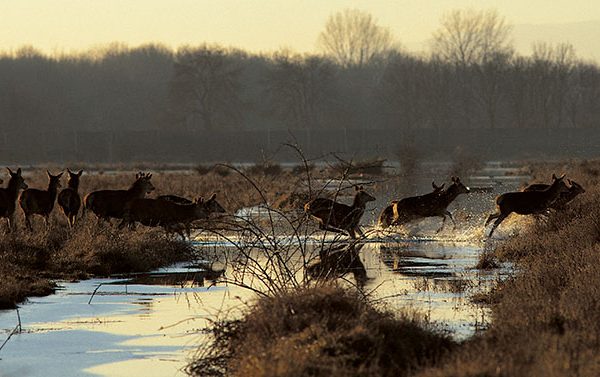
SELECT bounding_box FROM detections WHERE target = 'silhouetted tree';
[170,45,244,131]
[264,51,336,129]
[431,8,512,66]
[318,9,394,68]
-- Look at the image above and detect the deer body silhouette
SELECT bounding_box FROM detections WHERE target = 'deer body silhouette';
[0,168,27,231]
[485,174,570,238]
[19,171,63,231]
[84,172,155,221]
[58,169,83,227]
[304,186,376,239]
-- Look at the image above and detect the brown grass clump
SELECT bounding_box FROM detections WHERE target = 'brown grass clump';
[0,221,193,308]
[188,285,454,377]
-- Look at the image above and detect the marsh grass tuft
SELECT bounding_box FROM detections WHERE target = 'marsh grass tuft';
[188,285,454,377]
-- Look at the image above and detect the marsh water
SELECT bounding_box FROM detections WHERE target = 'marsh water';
[0,162,529,377]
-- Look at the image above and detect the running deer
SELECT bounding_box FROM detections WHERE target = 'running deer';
[378,181,445,228]
[384,177,470,232]
[0,168,27,231]
[485,174,569,238]
[84,172,155,222]
[119,193,225,237]
[58,169,83,227]
[19,171,63,231]
[523,179,585,209]
[304,185,376,239]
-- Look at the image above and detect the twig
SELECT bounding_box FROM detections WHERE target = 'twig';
[88,283,104,304]
[0,324,20,353]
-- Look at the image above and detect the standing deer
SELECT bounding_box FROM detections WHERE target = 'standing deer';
[523,179,585,209]
[0,168,27,231]
[384,176,470,232]
[120,193,225,237]
[58,169,83,227]
[157,194,193,205]
[19,171,63,231]
[485,174,570,238]
[304,185,376,239]
[378,181,445,228]
[84,172,155,222]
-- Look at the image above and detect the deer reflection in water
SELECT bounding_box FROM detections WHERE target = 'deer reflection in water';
[307,242,367,287]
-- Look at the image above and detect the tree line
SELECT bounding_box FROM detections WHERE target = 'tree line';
[0,8,599,135]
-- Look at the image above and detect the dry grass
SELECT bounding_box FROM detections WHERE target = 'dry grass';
[188,285,454,377]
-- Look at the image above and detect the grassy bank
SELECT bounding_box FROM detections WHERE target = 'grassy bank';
[0,223,193,309]
[188,285,454,377]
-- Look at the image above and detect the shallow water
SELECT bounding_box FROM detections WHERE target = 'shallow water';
[0,162,528,376]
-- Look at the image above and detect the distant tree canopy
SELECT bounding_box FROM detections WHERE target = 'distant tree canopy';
[431,9,513,66]
[318,9,395,68]
[0,8,598,139]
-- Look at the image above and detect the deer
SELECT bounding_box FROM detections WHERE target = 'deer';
[0,168,27,231]
[378,181,445,228]
[485,174,570,238]
[385,176,470,232]
[57,169,83,227]
[19,171,63,231]
[157,194,193,205]
[522,179,585,209]
[304,185,376,239]
[119,193,225,237]
[84,172,155,222]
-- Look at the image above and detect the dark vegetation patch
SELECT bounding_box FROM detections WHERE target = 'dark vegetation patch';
[188,285,454,377]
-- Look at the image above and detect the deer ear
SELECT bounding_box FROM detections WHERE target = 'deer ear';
[57,172,64,178]
[16,168,22,176]
[6,167,13,176]
[47,170,52,178]
[209,193,216,201]
[77,170,83,176]
[552,173,557,180]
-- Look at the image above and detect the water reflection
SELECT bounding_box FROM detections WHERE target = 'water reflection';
[307,242,368,287]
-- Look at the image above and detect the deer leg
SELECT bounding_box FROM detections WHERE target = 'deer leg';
[488,213,508,238]
[7,215,14,233]
[25,215,33,231]
[436,215,447,233]
[485,212,500,227]
[445,210,457,230]
[347,228,356,239]
[117,219,129,230]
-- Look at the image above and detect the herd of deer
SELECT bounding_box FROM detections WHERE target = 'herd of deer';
[304,174,585,239]
[0,168,225,236]
[0,167,585,241]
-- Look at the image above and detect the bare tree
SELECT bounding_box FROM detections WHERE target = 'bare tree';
[318,9,394,68]
[264,51,336,129]
[431,8,512,66]
[170,45,244,131]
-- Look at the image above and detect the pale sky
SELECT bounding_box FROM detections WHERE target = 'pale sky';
[2,0,600,60]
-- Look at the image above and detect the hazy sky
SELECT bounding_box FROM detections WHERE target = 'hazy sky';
[2,0,600,59]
